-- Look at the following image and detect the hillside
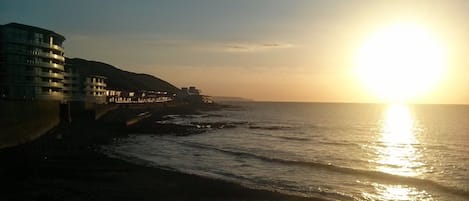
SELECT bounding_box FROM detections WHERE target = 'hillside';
[66,58,180,93]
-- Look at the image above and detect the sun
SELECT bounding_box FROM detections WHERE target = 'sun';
[355,23,446,102]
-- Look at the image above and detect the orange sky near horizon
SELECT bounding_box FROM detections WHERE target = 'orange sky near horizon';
[134,2,469,104]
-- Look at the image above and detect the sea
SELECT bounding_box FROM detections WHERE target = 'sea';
[103,102,469,201]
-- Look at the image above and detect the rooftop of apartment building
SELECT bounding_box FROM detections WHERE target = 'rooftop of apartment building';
[1,22,65,41]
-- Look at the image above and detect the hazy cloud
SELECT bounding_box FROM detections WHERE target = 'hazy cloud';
[66,32,295,53]
[222,42,295,52]
[145,39,295,53]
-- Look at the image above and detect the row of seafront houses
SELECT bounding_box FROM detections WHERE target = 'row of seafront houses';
[0,22,205,148]
[0,22,198,104]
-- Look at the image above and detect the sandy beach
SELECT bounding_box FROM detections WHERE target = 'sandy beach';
[0,103,324,201]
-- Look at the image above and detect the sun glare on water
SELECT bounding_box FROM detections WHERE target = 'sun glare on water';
[356,23,446,102]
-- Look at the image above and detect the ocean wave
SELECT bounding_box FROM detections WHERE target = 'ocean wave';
[163,138,469,197]
[248,125,296,131]
[100,144,356,201]
[163,113,230,120]
[155,119,248,130]
[317,141,359,146]
[252,132,311,141]
[163,114,211,119]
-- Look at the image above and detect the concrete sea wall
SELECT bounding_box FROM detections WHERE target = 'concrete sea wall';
[69,102,118,121]
[0,100,60,149]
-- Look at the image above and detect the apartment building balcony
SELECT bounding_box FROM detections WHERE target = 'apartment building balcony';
[1,49,65,62]
[84,81,107,87]
[39,71,64,80]
[35,51,65,62]
[7,39,64,52]
[21,61,64,71]
[35,81,64,89]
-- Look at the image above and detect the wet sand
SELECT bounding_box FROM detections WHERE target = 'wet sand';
[0,103,324,201]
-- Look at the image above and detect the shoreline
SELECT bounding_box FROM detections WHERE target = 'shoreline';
[0,103,325,201]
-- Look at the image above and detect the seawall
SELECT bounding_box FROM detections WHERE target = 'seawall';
[69,102,118,121]
[0,100,60,149]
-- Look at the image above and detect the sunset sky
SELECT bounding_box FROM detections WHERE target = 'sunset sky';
[1,0,468,103]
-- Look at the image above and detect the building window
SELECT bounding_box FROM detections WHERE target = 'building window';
[34,33,44,43]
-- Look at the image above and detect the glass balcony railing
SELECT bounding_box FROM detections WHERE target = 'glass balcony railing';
[39,72,65,80]
[23,62,64,71]
[2,49,65,62]
[7,39,64,52]
[36,52,65,62]
[35,81,64,89]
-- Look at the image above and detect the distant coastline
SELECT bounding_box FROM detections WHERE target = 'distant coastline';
[212,96,254,102]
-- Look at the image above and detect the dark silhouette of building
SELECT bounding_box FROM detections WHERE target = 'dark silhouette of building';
[0,23,66,100]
